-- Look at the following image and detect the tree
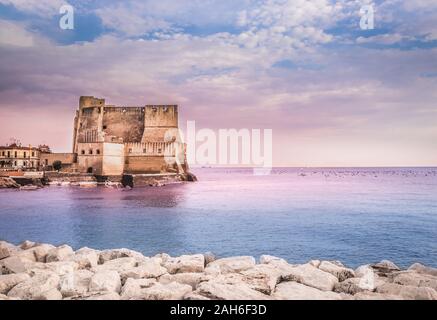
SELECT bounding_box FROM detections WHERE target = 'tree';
[53,160,62,171]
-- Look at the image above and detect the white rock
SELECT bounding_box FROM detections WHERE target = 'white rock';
[30,261,78,276]
[0,273,31,294]
[159,273,204,290]
[19,241,36,250]
[36,288,63,300]
[164,254,205,274]
[408,263,437,277]
[371,260,401,275]
[139,282,192,300]
[319,261,355,282]
[391,271,437,291]
[355,264,374,278]
[206,256,256,274]
[60,269,94,297]
[89,270,121,293]
[240,264,283,294]
[376,283,437,300]
[308,260,321,268]
[7,272,60,300]
[334,278,369,295]
[73,247,99,269]
[121,259,167,281]
[0,256,35,274]
[120,278,157,300]
[260,255,287,265]
[273,281,342,300]
[92,257,137,274]
[99,248,146,264]
[32,244,56,262]
[0,241,20,260]
[281,263,338,291]
[46,245,74,262]
[195,279,269,300]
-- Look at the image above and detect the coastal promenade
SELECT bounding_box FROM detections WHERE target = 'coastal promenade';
[1,241,436,300]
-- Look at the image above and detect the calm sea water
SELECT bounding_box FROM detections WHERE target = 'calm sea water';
[1,168,436,268]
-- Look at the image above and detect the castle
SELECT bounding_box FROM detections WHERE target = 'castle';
[0,96,188,177]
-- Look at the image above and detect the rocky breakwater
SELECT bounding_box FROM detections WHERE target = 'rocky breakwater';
[1,240,436,300]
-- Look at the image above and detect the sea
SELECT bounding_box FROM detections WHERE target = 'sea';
[1,167,436,268]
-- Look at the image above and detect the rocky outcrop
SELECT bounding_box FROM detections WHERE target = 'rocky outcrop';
[0,240,436,300]
[0,177,20,189]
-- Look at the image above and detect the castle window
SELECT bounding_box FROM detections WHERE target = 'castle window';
[24,152,26,158]
[96,149,100,155]
[14,151,17,158]
[32,151,35,157]
[14,161,17,166]
[7,151,10,157]
[103,125,107,130]
[1,151,4,156]
[81,150,85,155]
[128,148,132,153]
[89,149,93,155]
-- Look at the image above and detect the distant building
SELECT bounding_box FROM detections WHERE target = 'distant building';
[0,144,44,169]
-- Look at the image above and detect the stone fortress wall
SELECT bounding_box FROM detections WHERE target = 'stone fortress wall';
[72,96,186,176]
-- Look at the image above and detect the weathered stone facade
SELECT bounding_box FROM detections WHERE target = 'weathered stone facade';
[72,96,187,175]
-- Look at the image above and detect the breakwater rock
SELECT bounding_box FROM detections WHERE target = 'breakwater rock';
[1,241,436,300]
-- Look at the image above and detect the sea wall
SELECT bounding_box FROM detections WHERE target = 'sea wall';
[1,240,436,300]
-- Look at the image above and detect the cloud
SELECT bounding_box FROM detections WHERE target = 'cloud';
[0,19,34,47]
[0,0,66,16]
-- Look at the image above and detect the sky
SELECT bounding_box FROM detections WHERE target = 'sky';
[0,0,436,167]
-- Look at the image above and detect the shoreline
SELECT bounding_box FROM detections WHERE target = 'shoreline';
[1,240,436,300]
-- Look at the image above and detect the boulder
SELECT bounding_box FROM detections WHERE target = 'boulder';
[120,259,167,282]
[99,248,146,264]
[0,241,21,260]
[7,272,60,300]
[164,254,205,274]
[153,253,170,265]
[355,264,374,278]
[0,273,30,294]
[334,278,369,295]
[84,292,120,300]
[120,278,157,299]
[36,288,63,300]
[19,241,36,250]
[371,260,401,275]
[353,291,403,300]
[30,261,78,276]
[205,256,256,274]
[65,291,121,300]
[92,257,137,274]
[46,245,74,262]
[32,244,56,262]
[195,279,269,300]
[73,247,99,269]
[319,261,355,282]
[280,263,338,291]
[273,281,342,300]
[240,264,283,294]
[89,270,121,293]
[376,283,437,300]
[159,273,204,290]
[60,269,94,297]
[391,271,437,291]
[183,292,211,300]
[308,260,321,268]
[0,256,35,274]
[260,255,288,265]
[408,263,437,277]
[138,282,192,300]
[203,252,216,265]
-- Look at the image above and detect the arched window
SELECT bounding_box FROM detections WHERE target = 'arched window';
[81,150,85,155]
[96,149,100,155]
[89,149,93,155]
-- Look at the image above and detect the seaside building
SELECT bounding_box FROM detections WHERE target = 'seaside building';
[1,96,188,176]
